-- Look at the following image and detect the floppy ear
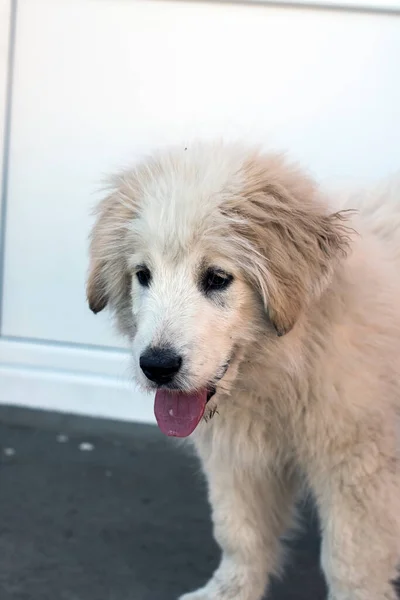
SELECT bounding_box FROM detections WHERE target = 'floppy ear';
[86,196,118,315]
[263,210,352,336]
[87,257,109,314]
[86,171,139,318]
[226,154,353,336]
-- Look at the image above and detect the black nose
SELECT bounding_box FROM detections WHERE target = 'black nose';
[140,348,182,385]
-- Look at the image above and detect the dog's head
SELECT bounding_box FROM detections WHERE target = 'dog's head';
[87,143,351,436]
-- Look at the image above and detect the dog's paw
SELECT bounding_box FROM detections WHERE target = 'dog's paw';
[178,581,260,600]
[179,590,210,600]
[179,558,267,600]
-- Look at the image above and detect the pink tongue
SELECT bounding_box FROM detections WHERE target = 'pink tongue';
[154,389,208,437]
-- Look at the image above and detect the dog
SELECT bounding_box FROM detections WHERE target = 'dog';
[87,142,400,600]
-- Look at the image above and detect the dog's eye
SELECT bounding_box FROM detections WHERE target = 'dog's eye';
[136,266,151,287]
[202,268,233,293]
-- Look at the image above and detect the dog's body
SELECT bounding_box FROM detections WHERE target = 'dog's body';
[87,143,400,600]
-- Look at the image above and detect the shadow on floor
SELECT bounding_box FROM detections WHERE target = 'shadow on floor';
[0,406,333,600]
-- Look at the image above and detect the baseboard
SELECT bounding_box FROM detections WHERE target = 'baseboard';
[0,337,155,424]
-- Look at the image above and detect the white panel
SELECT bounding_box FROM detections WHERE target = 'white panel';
[0,338,155,423]
[2,0,400,346]
[0,366,154,423]
[0,337,130,378]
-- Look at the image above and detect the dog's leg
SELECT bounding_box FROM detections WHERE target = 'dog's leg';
[313,453,400,600]
[179,458,298,600]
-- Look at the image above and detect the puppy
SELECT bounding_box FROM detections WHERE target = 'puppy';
[87,142,400,600]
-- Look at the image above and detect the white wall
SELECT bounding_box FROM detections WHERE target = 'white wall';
[0,0,399,423]
[0,0,12,226]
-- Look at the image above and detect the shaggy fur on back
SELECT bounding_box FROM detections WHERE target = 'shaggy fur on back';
[87,142,400,600]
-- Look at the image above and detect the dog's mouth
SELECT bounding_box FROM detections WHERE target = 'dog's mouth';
[154,361,229,438]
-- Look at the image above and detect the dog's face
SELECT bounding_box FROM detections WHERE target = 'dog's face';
[87,143,351,436]
[127,240,254,396]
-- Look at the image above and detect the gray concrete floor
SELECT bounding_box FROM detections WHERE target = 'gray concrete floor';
[0,406,339,600]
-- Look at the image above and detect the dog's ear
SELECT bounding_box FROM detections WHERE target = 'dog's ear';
[87,172,139,316]
[263,211,352,336]
[87,196,117,315]
[87,258,109,314]
[225,154,353,336]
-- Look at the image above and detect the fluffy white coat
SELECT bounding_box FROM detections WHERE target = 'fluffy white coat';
[87,142,400,600]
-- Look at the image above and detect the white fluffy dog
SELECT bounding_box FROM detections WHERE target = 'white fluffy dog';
[87,142,400,600]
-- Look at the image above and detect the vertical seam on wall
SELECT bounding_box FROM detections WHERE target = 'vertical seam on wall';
[0,0,18,335]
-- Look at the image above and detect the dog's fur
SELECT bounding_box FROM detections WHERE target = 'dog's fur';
[87,142,400,600]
